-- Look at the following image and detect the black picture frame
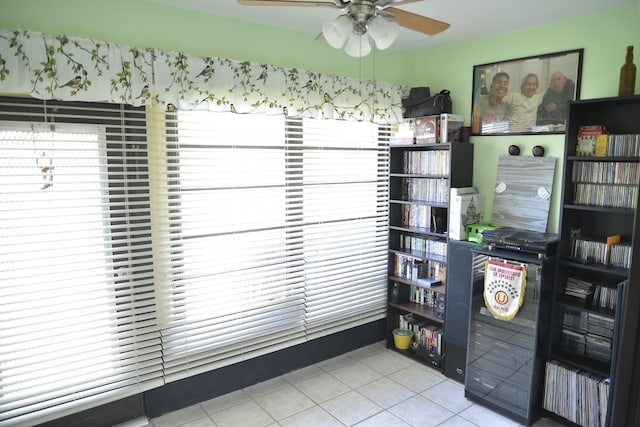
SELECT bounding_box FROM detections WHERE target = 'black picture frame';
[471,49,583,135]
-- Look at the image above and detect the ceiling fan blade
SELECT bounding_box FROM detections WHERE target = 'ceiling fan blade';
[385,7,450,36]
[376,0,423,7]
[237,0,338,6]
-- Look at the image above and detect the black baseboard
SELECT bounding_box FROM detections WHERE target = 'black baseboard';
[35,319,385,427]
[35,394,145,427]
[37,319,386,427]
[145,319,386,418]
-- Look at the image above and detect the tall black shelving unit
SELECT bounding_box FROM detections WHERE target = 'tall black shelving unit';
[544,95,640,427]
[386,142,473,369]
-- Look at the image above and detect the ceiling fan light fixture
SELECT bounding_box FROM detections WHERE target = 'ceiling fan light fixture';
[237,0,452,56]
[344,32,371,57]
[367,15,399,50]
[322,14,352,49]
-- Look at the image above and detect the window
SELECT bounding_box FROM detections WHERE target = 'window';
[0,99,162,427]
[0,98,389,424]
[156,112,307,382]
[298,118,389,339]
[155,112,389,382]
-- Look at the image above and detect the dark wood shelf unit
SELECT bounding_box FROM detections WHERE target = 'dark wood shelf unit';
[546,95,640,427]
[386,141,473,372]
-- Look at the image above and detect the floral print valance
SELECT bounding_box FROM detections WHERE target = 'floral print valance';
[0,28,404,123]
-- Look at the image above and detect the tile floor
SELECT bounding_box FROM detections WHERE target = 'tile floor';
[150,341,565,427]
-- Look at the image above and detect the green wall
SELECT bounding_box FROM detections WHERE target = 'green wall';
[408,5,640,233]
[1,0,639,233]
[0,0,414,83]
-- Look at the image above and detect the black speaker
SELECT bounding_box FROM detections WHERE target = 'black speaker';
[532,145,545,157]
[443,240,476,383]
[390,282,410,303]
[436,294,446,319]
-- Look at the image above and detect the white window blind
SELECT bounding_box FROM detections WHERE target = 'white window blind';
[298,118,389,339]
[1,98,390,423]
[155,113,389,382]
[155,112,307,383]
[0,100,163,427]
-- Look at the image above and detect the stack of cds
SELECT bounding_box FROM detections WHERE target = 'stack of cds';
[564,277,594,302]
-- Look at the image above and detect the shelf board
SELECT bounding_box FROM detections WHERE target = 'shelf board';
[548,352,611,378]
[389,225,446,238]
[390,142,451,150]
[390,199,448,208]
[390,173,448,179]
[388,301,444,322]
[568,155,640,162]
[563,204,635,215]
[389,276,446,292]
[556,296,616,318]
[389,248,447,264]
[559,258,630,278]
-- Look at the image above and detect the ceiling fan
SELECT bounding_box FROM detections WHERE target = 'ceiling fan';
[236,0,450,57]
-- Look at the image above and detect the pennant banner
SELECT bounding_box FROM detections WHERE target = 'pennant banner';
[483,259,526,320]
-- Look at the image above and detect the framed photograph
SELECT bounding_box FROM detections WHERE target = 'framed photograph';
[471,49,583,135]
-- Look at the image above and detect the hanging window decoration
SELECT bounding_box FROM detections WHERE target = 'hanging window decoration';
[33,132,55,190]
[36,149,54,190]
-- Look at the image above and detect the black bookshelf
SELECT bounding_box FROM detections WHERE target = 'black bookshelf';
[544,95,640,427]
[386,142,473,370]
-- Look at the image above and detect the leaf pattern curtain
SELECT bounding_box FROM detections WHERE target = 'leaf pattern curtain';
[0,28,404,123]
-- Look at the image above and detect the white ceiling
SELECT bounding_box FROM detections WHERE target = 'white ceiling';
[145,0,637,52]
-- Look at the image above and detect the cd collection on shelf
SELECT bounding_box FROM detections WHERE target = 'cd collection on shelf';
[563,276,620,311]
[609,242,633,269]
[393,253,444,286]
[401,204,432,230]
[543,360,609,427]
[561,307,614,363]
[572,161,640,186]
[587,313,615,339]
[570,234,632,268]
[592,284,619,311]
[398,233,446,259]
[408,285,442,308]
[402,150,450,175]
[562,328,587,355]
[571,161,639,208]
[403,177,449,203]
[586,332,613,363]
[597,133,640,157]
[564,277,595,302]
[573,183,639,208]
[563,306,588,330]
